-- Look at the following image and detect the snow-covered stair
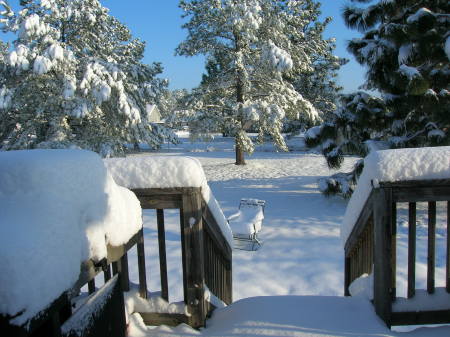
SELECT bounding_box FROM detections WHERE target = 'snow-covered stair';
[128,295,450,336]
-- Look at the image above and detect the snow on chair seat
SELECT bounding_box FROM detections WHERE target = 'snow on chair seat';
[228,198,265,251]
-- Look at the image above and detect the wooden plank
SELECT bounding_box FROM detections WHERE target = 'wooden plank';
[179,210,188,304]
[181,188,206,328]
[137,196,182,210]
[391,309,450,326]
[203,203,232,257]
[139,313,189,327]
[132,187,195,196]
[391,202,397,301]
[88,279,96,295]
[373,187,393,327]
[344,191,374,252]
[369,219,373,275]
[0,292,71,337]
[447,201,450,293]
[408,202,416,298]
[227,258,233,304]
[137,228,148,299]
[62,276,126,337]
[157,209,169,301]
[112,253,130,292]
[103,265,111,283]
[392,186,450,203]
[380,179,450,189]
[428,201,436,294]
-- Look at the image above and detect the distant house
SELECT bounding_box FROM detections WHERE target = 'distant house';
[146,104,162,123]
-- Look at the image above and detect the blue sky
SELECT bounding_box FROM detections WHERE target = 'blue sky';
[2,0,368,92]
[103,0,367,92]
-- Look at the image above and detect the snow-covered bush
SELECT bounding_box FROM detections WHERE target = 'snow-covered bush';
[0,0,176,156]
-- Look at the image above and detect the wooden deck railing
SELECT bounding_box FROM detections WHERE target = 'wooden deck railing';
[132,187,233,328]
[1,187,232,335]
[344,179,450,327]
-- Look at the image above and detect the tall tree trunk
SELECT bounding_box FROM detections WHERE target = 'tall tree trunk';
[234,30,246,165]
[235,79,246,165]
[235,137,245,165]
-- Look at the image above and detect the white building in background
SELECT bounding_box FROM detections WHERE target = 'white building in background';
[146,104,162,123]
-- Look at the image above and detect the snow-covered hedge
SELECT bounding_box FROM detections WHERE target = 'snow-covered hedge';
[342,146,450,244]
[0,149,142,325]
[104,156,233,246]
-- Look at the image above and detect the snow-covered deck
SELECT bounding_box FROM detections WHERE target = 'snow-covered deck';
[130,295,450,337]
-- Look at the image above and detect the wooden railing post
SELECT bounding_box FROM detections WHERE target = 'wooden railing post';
[181,188,206,328]
[373,187,393,327]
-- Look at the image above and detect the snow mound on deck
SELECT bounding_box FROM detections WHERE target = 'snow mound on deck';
[104,156,233,246]
[105,156,207,189]
[0,149,142,325]
[128,295,450,336]
[341,146,450,244]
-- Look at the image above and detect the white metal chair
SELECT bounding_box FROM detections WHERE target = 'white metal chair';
[227,198,265,251]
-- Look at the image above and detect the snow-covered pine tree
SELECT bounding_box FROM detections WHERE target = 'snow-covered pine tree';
[156,88,194,130]
[0,0,176,156]
[305,91,390,197]
[344,0,449,146]
[285,2,348,132]
[176,0,322,165]
[306,0,450,197]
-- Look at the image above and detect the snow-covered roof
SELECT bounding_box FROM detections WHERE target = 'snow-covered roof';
[0,149,142,325]
[341,146,450,244]
[146,104,161,123]
[104,156,233,246]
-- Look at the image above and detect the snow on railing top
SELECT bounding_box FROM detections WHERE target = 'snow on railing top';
[341,146,450,244]
[0,149,142,325]
[104,156,233,247]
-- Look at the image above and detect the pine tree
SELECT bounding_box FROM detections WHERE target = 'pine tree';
[0,0,176,156]
[305,91,391,197]
[176,0,323,165]
[344,0,449,146]
[306,0,450,197]
[286,5,348,133]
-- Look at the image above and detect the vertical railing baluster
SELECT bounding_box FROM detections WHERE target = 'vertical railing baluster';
[408,202,416,298]
[137,228,148,299]
[345,255,351,296]
[391,202,397,301]
[104,264,112,283]
[179,210,188,304]
[157,209,169,301]
[88,278,95,294]
[428,201,436,294]
[113,253,130,292]
[447,201,450,293]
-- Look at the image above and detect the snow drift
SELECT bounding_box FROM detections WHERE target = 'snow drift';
[0,149,142,325]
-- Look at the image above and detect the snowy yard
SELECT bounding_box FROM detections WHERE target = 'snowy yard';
[124,135,450,336]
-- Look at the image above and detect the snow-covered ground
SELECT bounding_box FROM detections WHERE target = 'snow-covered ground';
[121,135,450,336]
